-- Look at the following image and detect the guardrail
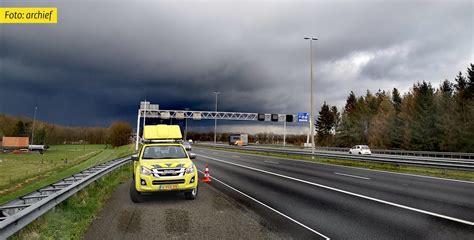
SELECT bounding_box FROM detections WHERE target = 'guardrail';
[311,146,474,159]
[197,143,474,171]
[0,156,131,239]
[199,142,474,159]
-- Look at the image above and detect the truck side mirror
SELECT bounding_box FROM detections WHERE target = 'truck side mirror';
[131,154,138,161]
[189,153,196,159]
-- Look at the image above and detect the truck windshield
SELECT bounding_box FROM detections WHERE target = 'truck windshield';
[142,146,187,159]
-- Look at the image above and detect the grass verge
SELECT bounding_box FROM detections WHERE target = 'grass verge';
[10,162,132,240]
[0,145,107,188]
[0,144,135,204]
[197,145,474,181]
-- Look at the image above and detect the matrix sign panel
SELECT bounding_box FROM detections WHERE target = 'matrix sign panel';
[298,112,309,122]
[271,114,279,122]
[193,112,202,120]
[160,111,170,119]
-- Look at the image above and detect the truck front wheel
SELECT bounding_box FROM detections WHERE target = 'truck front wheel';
[184,186,198,200]
[130,179,143,203]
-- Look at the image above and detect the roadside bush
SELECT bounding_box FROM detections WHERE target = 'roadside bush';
[108,121,132,147]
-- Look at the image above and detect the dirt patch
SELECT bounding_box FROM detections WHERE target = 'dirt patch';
[164,209,190,234]
[212,193,233,211]
[117,208,142,234]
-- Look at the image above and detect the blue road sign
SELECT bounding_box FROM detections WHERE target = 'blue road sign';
[298,112,309,122]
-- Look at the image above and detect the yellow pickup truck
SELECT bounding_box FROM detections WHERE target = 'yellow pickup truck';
[130,125,198,202]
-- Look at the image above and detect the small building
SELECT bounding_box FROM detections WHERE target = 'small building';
[2,137,29,150]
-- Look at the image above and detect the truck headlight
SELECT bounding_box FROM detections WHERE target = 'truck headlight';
[140,166,152,176]
[185,165,195,174]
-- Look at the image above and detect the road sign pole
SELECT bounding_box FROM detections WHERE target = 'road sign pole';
[305,37,317,158]
[213,92,221,145]
[143,100,147,132]
[135,109,141,151]
[283,120,286,147]
[31,106,38,145]
[310,39,315,158]
[184,108,189,141]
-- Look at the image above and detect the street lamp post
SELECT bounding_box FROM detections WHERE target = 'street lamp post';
[184,108,189,141]
[304,37,317,158]
[213,91,221,145]
[31,106,38,145]
[143,99,147,132]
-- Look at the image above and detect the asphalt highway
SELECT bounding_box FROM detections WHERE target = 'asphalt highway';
[202,143,474,169]
[192,147,474,239]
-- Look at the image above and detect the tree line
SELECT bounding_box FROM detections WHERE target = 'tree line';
[315,64,474,152]
[0,115,132,147]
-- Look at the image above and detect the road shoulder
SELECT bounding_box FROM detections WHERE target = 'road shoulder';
[85,181,285,239]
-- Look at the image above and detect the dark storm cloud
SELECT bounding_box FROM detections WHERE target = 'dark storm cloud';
[0,0,472,130]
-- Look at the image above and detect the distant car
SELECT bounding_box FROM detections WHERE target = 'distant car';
[349,145,371,155]
[183,141,192,151]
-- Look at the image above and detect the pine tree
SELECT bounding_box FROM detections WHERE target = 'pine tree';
[357,96,371,143]
[316,102,335,146]
[459,64,474,151]
[14,121,26,136]
[330,106,340,134]
[388,88,404,148]
[455,71,467,99]
[466,64,474,100]
[435,79,457,151]
[435,79,458,151]
[453,68,474,151]
[337,92,359,147]
[345,91,357,113]
[392,88,402,112]
[369,95,395,148]
[409,82,440,150]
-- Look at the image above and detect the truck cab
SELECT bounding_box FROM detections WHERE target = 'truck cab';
[229,133,248,146]
[130,125,198,202]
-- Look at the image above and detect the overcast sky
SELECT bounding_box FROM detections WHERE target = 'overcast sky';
[0,0,472,133]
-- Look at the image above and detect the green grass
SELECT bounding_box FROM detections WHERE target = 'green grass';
[197,145,474,181]
[0,144,135,204]
[0,145,106,187]
[10,162,132,240]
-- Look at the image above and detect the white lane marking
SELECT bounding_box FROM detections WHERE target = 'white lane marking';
[196,154,474,226]
[264,160,279,164]
[334,172,370,180]
[197,170,330,240]
[196,147,474,184]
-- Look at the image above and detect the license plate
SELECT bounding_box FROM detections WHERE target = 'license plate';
[159,184,179,190]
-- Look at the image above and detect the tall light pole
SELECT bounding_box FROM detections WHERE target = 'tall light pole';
[184,108,189,141]
[213,91,221,145]
[31,106,38,145]
[143,100,147,131]
[304,37,317,157]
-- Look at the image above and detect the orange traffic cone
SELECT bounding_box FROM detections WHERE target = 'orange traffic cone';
[202,164,211,183]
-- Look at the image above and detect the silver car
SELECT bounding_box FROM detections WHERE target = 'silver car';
[183,141,192,151]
